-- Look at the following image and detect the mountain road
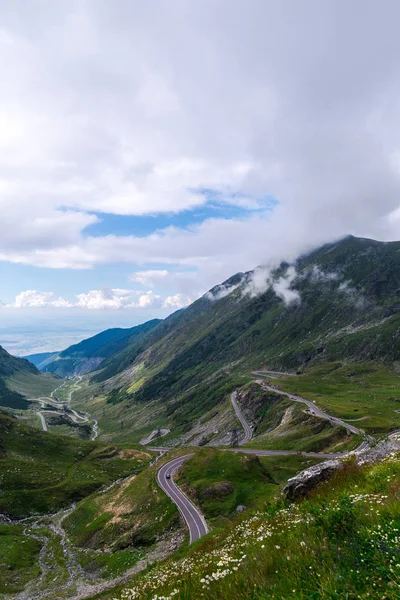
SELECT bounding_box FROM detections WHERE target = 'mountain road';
[156,455,208,544]
[231,391,252,445]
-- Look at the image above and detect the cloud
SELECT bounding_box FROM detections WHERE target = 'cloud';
[206,281,242,301]
[75,288,163,310]
[308,266,340,283]
[2,287,193,311]
[130,270,169,286]
[10,290,74,308]
[242,267,271,298]
[272,266,301,306]
[2,1,400,301]
[163,294,192,309]
[338,281,367,310]
[242,265,300,306]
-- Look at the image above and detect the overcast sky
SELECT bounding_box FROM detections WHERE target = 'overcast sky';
[2,0,400,353]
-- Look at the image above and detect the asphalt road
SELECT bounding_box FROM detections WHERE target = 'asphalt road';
[37,411,48,432]
[227,448,343,459]
[157,454,208,544]
[258,380,362,436]
[231,391,252,445]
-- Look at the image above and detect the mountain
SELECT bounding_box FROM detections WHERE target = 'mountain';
[0,345,42,409]
[79,236,400,442]
[24,319,162,377]
[23,351,59,370]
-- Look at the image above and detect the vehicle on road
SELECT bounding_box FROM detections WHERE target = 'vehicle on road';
[166,473,171,479]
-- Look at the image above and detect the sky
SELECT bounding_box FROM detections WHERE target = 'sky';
[2,0,400,355]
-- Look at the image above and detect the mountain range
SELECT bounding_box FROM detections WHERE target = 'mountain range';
[14,234,400,444]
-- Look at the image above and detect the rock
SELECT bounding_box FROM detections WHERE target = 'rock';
[283,438,400,501]
[201,481,234,498]
[236,505,246,512]
[283,459,343,500]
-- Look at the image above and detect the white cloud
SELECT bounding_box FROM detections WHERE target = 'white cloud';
[242,265,300,306]
[2,1,400,302]
[10,290,73,308]
[272,266,301,306]
[4,288,166,310]
[131,270,169,286]
[206,281,242,301]
[75,289,163,310]
[163,294,192,309]
[309,266,340,283]
[242,267,271,298]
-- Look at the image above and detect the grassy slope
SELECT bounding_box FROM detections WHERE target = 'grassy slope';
[0,523,42,595]
[0,344,60,412]
[62,451,320,585]
[235,382,360,452]
[176,450,321,522]
[77,237,400,448]
[7,369,60,397]
[277,362,400,434]
[99,451,400,600]
[40,320,161,377]
[63,452,182,552]
[0,410,152,518]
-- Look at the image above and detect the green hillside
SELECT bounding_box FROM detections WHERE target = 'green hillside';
[0,345,49,410]
[78,236,400,445]
[25,319,161,377]
[0,409,151,519]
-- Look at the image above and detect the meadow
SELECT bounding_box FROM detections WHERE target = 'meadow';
[97,451,400,600]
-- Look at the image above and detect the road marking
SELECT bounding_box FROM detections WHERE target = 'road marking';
[157,455,208,544]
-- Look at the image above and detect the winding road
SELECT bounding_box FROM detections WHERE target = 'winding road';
[156,372,375,542]
[32,376,99,439]
[231,391,252,445]
[157,455,208,543]
[261,382,360,434]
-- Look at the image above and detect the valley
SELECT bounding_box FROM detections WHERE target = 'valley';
[1,237,400,599]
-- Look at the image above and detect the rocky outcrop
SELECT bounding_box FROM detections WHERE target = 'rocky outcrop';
[283,459,343,500]
[283,436,400,500]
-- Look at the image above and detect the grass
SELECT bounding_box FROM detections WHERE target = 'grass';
[7,370,60,398]
[99,450,400,600]
[0,523,42,594]
[175,450,321,523]
[277,362,400,434]
[63,451,184,553]
[233,382,361,453]
[0,410,152,518]
[76,549,142,579]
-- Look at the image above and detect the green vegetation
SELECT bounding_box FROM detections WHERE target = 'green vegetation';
[29,320,161,378]
[233,382,358,452]
[63,451,182,562]
[176,450,322,522]
[104,451,400,600]
[0,378,29,409]
[278,362,400,434]
[0,344,58,410]
[177,450,277,520]
[7,369,59,398]
[0,523,42,594]
[0,410,152,518]
[63,236,400,446]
